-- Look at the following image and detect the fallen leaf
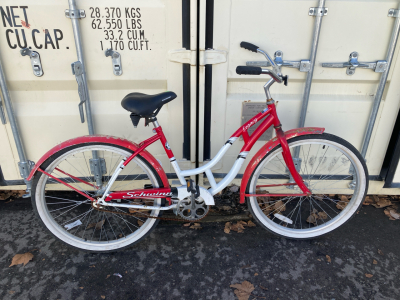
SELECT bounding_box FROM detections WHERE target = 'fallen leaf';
[336,196,349,210]
[238,220,248,226]
[365,273,373,278]
[318,212,328,220]
[259,284,268,291]
[190,223,202,230]
[326,255,331,263]
[389,209,400,220]
[137,220,144,227]
[254,273,258,276]
[87,219,105,230]
[9,252,34,267]
[373,259,378,265]
[273,200,286,212]
[79,287,83,289]
[106,275,110,279]
[221,206,232,211]
[378,249,384,256]
[363,196,374,206]
[229,184,239,192]
[183,223,191,227]
[230,280,255,300]
[9,291,15,295]
[101,296,105,299]
[247,220,256,227]
[372,197,392,209]
[231,222,245,233]
[306,214,318,225]
[317,259,321,261]
[224,222,231,234]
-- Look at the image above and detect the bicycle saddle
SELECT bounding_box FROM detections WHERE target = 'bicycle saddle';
[121,91,177,117]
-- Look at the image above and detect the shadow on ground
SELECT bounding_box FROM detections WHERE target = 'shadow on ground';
[0,198,399,300]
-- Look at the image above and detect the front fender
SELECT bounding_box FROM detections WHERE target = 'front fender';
[27,135,169,188]
[239,127,325,203]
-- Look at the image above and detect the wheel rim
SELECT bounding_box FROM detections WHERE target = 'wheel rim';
[249,138,366,238]
[35,145,161,251]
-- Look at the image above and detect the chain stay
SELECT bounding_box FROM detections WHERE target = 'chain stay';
[91,201,210,222]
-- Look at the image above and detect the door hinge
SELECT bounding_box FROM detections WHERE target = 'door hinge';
[168,49,227,66]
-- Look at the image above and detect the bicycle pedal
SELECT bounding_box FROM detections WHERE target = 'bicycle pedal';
[186,180,200,198]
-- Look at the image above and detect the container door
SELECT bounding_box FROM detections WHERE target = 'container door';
[0,0,196,185]
[203,0,400,190]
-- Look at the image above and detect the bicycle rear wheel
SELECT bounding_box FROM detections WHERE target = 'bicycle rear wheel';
[31,143,164,252]
[247,133,368,239]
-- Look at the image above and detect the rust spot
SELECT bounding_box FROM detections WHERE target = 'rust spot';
[21,20,30,29]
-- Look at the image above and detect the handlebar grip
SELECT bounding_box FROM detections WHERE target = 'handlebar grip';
[240,41,259,53]
[236,66,262,75]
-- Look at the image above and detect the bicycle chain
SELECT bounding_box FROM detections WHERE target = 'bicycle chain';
[91,201,210,222]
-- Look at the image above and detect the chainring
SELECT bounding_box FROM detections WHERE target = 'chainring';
[177,197,210,221]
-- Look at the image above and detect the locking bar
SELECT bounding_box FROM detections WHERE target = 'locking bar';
[322,51,388,75]
[65,9,85,19]
[71,61,87,123]
[105,49,123,76]
[20,48,44,77]
[0,48,34,196]
[246,50,311,72]
[0,95,5,125]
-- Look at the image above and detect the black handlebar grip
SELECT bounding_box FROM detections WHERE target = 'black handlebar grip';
[240,42,259,53]
[236,66,262,75]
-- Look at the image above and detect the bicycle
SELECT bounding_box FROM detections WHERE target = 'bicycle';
[28,42,369,252]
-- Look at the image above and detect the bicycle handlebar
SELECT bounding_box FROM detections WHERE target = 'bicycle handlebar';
[240,41,259,53]
[236,66,283,83]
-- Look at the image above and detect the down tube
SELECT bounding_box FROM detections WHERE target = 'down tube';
[210,115,275,194]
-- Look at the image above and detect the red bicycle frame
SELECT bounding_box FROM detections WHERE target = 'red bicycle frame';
[34,100,312,203]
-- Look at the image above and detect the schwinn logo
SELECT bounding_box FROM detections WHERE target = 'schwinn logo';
[122,191,173,198]
[243,118,257,131]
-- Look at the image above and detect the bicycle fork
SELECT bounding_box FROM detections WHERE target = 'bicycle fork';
[275,127,311,196]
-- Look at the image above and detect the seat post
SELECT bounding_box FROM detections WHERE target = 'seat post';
[149,117,160,128]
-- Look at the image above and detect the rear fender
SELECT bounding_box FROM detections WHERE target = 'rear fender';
[27,135,169,188]
[239,127,325,203]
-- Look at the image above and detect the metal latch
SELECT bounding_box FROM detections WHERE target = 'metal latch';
[322,52,388,75]
[308,7,328,16]
[246,50,311,72]
[388,8,400,18]
[65,9,85,19]
[105,49,122,76]
[71,61,87,123]
[20,48,43,77]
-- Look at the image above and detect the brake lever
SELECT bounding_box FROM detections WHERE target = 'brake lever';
[281,75,288,86]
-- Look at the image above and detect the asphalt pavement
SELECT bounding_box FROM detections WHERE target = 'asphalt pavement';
[0,197,399,300]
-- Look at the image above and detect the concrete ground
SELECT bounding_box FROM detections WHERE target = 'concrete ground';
[0,198,399,300]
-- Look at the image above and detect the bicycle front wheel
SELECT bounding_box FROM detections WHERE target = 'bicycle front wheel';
[247,133,368,239]
[31,143,164,252]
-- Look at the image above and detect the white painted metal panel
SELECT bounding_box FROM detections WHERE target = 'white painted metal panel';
[208,0,400,193]
[0,0,188,185]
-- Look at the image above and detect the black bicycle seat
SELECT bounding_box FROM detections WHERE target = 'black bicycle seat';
[121,91,177,117]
